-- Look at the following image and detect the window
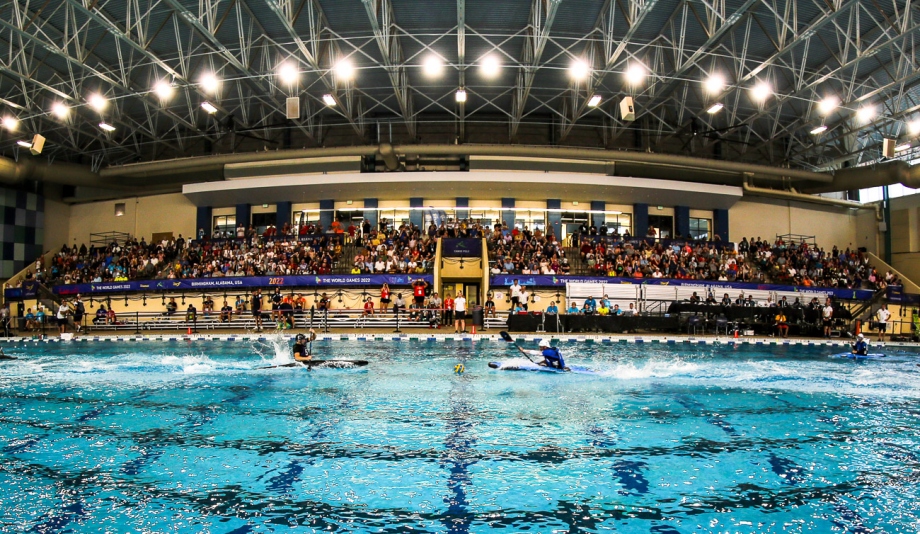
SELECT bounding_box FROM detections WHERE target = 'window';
[604,213,631,235]
[514,210,545,232]
[689,218,710,240]
[647,215,673,239]
[212,215,236,237]
[424,209,455,227]
[251,213,276,235]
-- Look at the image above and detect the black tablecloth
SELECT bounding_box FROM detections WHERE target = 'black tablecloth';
[506,313,679,333]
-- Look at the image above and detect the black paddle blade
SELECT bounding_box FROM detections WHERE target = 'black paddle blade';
[499,331,514,343]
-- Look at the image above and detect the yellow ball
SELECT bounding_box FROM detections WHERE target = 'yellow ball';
[454,363,465,374]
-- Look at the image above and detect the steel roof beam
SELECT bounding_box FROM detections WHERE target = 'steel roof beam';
[510,0,562,138]
[362,0,415,137]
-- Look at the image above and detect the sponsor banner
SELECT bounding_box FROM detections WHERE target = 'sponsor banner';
[886,285,920,304]
[441,238,482,258]
[489,275,875,300]
[50,274,434,296]
[3,281,38,301]
[577,236,736,251]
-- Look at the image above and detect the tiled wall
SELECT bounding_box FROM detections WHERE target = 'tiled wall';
[1,188,44,278]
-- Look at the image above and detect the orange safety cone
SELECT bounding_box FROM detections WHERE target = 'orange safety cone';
[733,328,739,339]
[187,327,192,335]
[472,325,476,335]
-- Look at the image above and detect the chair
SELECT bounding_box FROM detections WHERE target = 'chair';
[715,315,730,335]
[687,315,702,335]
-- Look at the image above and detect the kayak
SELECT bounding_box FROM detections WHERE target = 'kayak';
[488,359,593,374]
[259,359,369,369]
[829,353,886,360]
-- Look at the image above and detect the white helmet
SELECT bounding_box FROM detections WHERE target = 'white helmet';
[538,339,551,348]
[857,333,864,339]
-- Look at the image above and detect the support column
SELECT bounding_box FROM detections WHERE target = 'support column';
[319,199,334,231]
[410,197,423,229]
[633,203,648,238]
[196,206,212,239]
[364,198,378,230]
[675,205,690,238]
[501,197,515,229]
[590,200,605,229]
[456,197,470,221]
[236,204,251,231]
[276,201,292,231]
[547,199,562,240]
[713,209,729,242]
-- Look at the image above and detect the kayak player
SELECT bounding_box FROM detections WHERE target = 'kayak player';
[293,329,317,362]
[851,333,869,356]
[518,339,566,370]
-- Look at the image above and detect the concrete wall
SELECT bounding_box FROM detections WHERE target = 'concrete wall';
[44,198,71,252]
[728,198,859,250]
[68,193,197,245]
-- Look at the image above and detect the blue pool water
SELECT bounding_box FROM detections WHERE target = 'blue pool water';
[2,337,920,533]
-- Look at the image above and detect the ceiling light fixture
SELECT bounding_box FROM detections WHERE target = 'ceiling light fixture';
[624,64,646,86]
[857,106,875,123]
[751,81,772,102]
[895,142,911,152]
[704,74,725,94]
[587,94,602,107]
[706,103,724,114]
[200,73,220,93]
[818,96,838,115]
[51,102,69,119]
[423,55,444,78]
[88,93,108,112]
[154,80,174,100]
[480,55,501,78]
[908,120,920,136]
[810,125,828,135]
[569,59,591,81]
[201,101,218,114]
[99,122,116,132]
[322,94,337,106]
[455,89,467,103]
[2,117,18,131]
[278,62,300,85]
[16,140,32,148]
[334,59,355,81]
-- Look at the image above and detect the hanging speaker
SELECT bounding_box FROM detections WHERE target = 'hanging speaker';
[285,97,300,120]
[620,97,635,122]
[29,134,45,155]
[882,138,895,158]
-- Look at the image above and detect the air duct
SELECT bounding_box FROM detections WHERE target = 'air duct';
[798,160,914,194]
[0,156,131,189]
[742,181,881,220]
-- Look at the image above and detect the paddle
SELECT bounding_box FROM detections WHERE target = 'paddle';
[500,330,537,364]
[257,359,369,370]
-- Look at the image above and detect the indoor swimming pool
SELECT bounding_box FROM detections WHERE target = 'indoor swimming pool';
[1,337,919,533]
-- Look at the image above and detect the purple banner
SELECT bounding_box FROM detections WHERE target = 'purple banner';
[48,274,434,296]
[490,274,876,301]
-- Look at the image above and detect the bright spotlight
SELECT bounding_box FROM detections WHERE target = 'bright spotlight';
[455,89,467,103]
[200,101,218,114]
[2,117,18,131]
[88,93,108,112]
[200,73,220,93]
[278,62,299,85]
[895,143,911,152]
[624,64,646,86]
[587,94,602,107]
[818,96,838,115]
[154,80,174,100]
[479,55,501,78]
[568,59,591,81]
[322,94,337,106]
[750,81,772,102]
[98,122,116,132]
[16,140,32,148]
[51,102,69,119]
[706,103,724,114]
[907,120,920,136]
[857,105,875,123]
[422,55,444,78]
[704,74,725,94]
[334,59,355,81]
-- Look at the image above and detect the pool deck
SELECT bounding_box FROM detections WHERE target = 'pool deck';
[1,328,917,349]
